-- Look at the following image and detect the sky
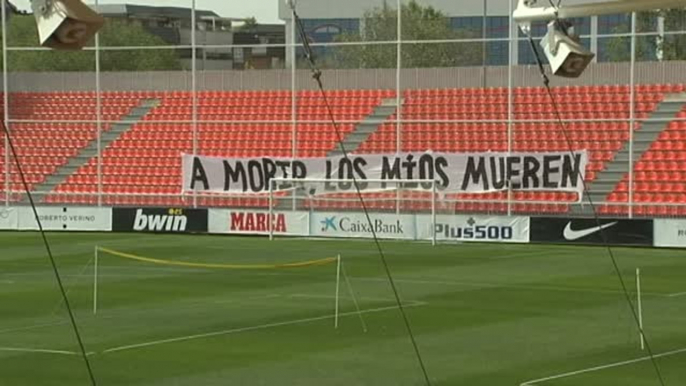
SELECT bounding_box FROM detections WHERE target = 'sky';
[12,0,282,24]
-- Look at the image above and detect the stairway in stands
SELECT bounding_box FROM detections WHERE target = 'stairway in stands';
[328,98,398,157]
[586,89,683,213]
[43,99,159,204]
[1,91,144,202]
[602,85,686,217]
[349,85,663,214]
[49,89,391,207]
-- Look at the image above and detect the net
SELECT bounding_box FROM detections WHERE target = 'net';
[269,178,440,243]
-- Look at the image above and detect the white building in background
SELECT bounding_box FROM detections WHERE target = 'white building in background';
[279,0,670,67]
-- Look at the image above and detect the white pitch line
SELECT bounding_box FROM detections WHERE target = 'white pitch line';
[0,347,81,356]
[667,291,686,298]
[0,320,67,336]
[520,347,686,385]
[487,250,553,260]
[213,293,283,304]
[358,277,668,297]
[101,301,427,355]
[288,293,405,303]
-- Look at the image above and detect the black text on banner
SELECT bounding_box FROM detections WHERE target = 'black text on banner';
[654,219,686,248]
[182,151,588,196]
[416,215,530,243]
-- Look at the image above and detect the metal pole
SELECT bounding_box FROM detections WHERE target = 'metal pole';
[507,181,512,217]
[191,0,198,209]
[93,247,99,315]
[396,0,402,154]
[2,1,9,206]
[396,0,402,215]
[95,0,102,207]
[432,180,436,246]
[514,0,686,23]
[507,0,514,216]
[636,268,645,350]
[629,12,636,219]
[334,254,341,329]
[482,0,488,88]
[290,9,297,211]
[269,180,274,241]
[290,11,297,159]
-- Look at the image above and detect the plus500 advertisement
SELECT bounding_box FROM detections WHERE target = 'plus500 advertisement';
[416,215,530,243]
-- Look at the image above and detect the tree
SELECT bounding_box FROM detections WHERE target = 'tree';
[661,8,686,60]
[1,16,182,71]
[240,17,259,32]
[332,0,482,69]
[605,9,686,62]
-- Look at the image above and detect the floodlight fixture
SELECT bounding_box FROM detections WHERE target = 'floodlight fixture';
[30,0,104,50]
[514,0,686,77]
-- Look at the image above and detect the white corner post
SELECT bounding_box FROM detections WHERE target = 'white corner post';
[93,246,99,315]
[637,267,645,350]
[334,254,342,329]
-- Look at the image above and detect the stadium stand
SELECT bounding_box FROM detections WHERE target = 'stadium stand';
[4,84,683,215]
[355,84,670,214]
[604,92,686,217]
[46,89,391,207]
[3,91,143,201]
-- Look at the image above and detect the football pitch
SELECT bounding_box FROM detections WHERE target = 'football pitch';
[1,232,686,385]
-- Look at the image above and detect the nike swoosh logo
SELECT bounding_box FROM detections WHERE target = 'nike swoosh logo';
[563,221,618,241]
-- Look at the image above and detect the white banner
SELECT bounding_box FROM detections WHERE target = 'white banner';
[17,207,112,231]
[209,209,309,236]
[182,151,587,196]
[311,212,416,240]
[417,215,530,243]
[654,219,686,248]
[0,208,18,230]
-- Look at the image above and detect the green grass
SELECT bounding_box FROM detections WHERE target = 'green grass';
[1,232,686,385]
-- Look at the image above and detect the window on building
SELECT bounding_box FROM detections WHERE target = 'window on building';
[451,16,483,36]
[486,16,509,38]
[598,13,631,35]
[664,9,686,32]
[314,25,341,34]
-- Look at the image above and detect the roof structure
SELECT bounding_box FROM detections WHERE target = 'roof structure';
[96,4,220,20]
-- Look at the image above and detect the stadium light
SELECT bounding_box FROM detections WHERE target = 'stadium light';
[514,0,686,77]
[30,0,104,50]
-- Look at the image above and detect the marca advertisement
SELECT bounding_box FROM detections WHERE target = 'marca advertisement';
[310,212,416,240]
[531,217,653,246]
[654,219,686,248]
[416,215,530,243]
[16,207,112,231]
[112,208,208,233]
[209,209,309,236]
